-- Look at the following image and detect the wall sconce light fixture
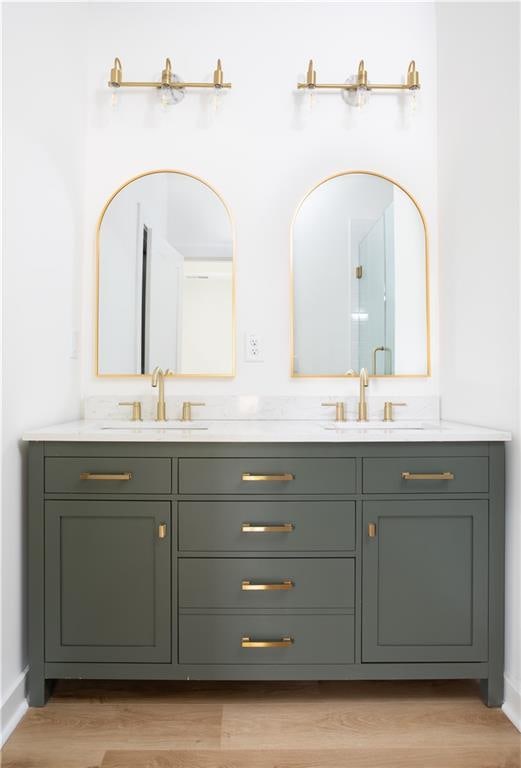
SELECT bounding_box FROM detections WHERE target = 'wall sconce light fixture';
[297,59,420,108]
[108,57,232,106]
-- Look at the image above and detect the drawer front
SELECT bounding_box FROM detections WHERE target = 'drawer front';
[178,501,356,552]
[45,457,172,494]
[179,614,354,664]
[178,458,356,495]
[363,457,489,494]
[179,558,355,609]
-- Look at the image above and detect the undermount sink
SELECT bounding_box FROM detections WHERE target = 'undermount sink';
[322,421,425,431]
[101,422,209,431]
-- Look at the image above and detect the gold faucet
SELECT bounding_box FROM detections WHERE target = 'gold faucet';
[151,367,172,421]
[181,401,206,422]
[358,367,369,421]
[321,402,346,422]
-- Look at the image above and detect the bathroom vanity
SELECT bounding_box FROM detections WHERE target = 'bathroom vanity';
[25,420,508,707]
[23,169,508,708]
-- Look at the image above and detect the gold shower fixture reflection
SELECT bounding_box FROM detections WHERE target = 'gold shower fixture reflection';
[297,58,420,106]
[108,57,231,105]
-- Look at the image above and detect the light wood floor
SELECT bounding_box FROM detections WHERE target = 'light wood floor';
[2,680,520,768]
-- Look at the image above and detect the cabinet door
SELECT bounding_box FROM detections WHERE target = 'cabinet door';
[362,500,488,662]
[45,500,171,663]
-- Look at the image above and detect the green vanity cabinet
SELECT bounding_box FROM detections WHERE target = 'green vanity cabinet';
[28,441,505,708]
[362,500,489,663]
[44,500,172,664]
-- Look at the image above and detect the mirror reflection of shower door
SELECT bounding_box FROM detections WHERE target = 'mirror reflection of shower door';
[357,204,395,374]
[143,230,183,373]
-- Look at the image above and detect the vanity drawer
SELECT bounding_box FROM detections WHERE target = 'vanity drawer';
[363,457,489,494]
[179,614,355,664]
[178,501,356,551]
[45,457,172,494]
[179,558,355,610]
[178,457,356,495]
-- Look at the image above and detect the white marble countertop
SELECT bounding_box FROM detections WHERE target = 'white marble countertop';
[22,419,512,443]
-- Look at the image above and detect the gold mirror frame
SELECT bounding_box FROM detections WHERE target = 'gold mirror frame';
[95,169,236,378]
[290,169,431,378]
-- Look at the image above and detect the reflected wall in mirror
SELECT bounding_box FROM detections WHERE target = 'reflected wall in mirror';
[291,171,429,377]
[97,170,235,377]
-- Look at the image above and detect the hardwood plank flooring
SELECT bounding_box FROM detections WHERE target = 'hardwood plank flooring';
[1,680,519,768]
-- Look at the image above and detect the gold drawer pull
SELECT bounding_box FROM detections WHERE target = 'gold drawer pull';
[79,472,133,481]
[241,636,293,648]
[158,523,167,540]
[242,473,295,482]
[368,522,377,538]
[401,471,455,481]
[241,580,294,591]
[241,523,294,533]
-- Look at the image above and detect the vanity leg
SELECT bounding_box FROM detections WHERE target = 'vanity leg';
[480,676,503,708]
[28,673,54,707]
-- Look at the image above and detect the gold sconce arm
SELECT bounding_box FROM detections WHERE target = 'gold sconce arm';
[297,59,420,92]
[108,57,232,92]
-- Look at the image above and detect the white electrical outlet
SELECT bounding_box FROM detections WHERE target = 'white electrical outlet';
[245,333,263,362]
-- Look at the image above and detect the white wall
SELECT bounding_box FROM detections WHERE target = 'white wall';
[1,2,86,742]
[437,2,520,728]
[80,1,438,401]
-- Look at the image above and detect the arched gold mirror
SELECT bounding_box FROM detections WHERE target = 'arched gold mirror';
[291,170,430,377]
[96,170,235,377]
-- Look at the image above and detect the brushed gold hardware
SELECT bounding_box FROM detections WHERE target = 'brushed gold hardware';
[241,636,293,648]
[241,580,294,591]
[108,57,232,93]
[118,401,142,421]
[407,60,420,89]
[358,367,369,422]
[95,169,236,380]
[241,473,294,482]
[109,57,122,87]
[368,522,377,538]
[290,170,431,380]
[355,265,363,279]
[151,366,172,421]
[383,401,407,422]
[213,59,225,87]
[158,523,167,539]
[181,401,206,422]
[372,347,387,376]
[322,402,346,422]
[79,472,132,481]
[297,58,421,94]
[401,471,455,481]
[241,523,294,533]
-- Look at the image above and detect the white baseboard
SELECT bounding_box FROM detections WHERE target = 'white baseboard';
[1,667,28,747]
[503,675,521,732]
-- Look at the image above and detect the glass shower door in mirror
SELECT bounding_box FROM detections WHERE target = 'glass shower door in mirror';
[291,171,429,377]
[97,170,235,377]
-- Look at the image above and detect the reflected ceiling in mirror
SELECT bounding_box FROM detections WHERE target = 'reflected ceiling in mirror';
[291,171,430,378]
[97,170,235,377]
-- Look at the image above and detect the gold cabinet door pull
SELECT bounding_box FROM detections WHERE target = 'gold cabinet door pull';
[241,473,295,482]
[79,472,132,481]
[241,523,294,533]
[241,636,293,648]
[368,522,377,538]
[401,471,455,481]
[158,523,167,540]
[241,580,294,591]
